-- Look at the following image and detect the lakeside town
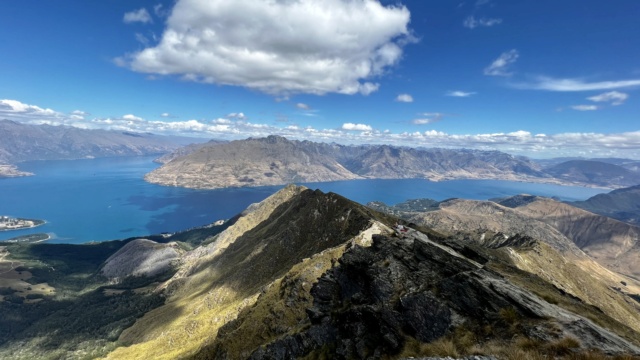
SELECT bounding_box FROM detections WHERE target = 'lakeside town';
[0,216,45,231]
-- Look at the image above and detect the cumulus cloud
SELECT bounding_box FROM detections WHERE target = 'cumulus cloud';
[446,90,476,97]
[0,99,56,115]
[518,76,640,92]
[123,114,144,121]
[571,105,599,111]
[463,16,502,29]
[227,112,247,120]
[296,103,311,110]
[484,49,519,76]
[123,8,153,24]
[342,123,373,131]
[412,113,445,125]
[587,91,628,106]
[396,94,414,103]
[120,0,412,96]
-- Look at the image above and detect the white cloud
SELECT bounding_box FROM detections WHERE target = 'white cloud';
[4,98,640,158]
[123,8,153,24]
[446,90,476,97]
[160,112,174,118]
[122,114,144,121]
[153,4,169,18]
[412,113,445,125]
[296,103,311,110]
[342,123,373,131]
[227,112,246,120]
[463,15,502,29]
[484,49,519,77]
[570,105,599,111]
[0,99,56,115]
[587,91,629,106]
[396,94,414,103]
[519,76,640,92]
[120,0,412,96]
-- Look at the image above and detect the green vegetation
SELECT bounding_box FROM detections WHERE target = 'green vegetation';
[1,233,50,243]
[0,240,172,359]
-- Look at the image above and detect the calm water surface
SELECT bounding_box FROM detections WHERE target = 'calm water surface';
[0,156,607,244]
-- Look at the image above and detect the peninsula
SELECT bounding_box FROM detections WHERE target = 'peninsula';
[0,216,45,231]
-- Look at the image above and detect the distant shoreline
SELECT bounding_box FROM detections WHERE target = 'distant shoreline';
[0,233,50,244]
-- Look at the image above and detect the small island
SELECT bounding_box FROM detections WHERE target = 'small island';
[0,216,45,231]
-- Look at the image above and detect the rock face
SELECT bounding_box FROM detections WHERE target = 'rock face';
[145,135,549,189]
[544,160,640,188]
[226,232,640,359]
[572,184,640,226]
[368,197,640,336]
[101,239,181,279]
[0,119,185,171]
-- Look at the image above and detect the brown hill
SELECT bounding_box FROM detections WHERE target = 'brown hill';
[146,136,548,189]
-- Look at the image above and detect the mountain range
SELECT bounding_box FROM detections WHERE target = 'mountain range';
[1,185,640,359]
[147,135,640,189]
[0,120,193,177]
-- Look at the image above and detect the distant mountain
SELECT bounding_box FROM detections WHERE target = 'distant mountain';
[146,135,548,189]
[0,120,192,176]
[572,185,640,225]
[145,135,361,188]
[544,160,640,187]
[153,139,227,164]
[534,156,640,170]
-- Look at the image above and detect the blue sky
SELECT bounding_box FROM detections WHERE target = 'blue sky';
[1,0,639,158]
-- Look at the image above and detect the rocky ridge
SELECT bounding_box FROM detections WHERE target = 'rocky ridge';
[368,197,640,336]
[103,186,640,359]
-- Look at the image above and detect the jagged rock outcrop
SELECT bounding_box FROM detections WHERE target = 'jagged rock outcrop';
[101,239,181,279]
[233,232,640,359]
[369,197,640,336]
[145,136,549,189]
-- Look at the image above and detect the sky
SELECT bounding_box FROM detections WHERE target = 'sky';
[1,0,639,159]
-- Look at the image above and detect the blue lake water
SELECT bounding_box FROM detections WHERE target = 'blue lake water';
[0,156,608,244]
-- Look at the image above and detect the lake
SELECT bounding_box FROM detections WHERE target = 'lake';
[0,156,608,244]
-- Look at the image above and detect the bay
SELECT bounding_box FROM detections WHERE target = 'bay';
[0,156,607,244]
